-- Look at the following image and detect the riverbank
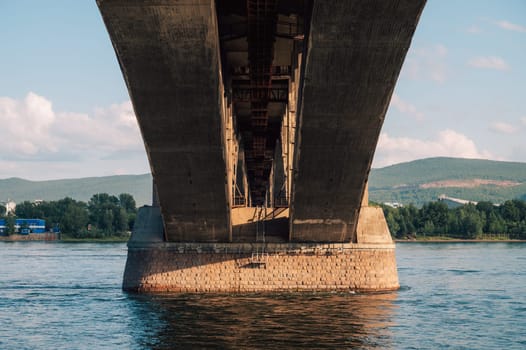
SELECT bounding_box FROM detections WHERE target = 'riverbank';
[0,232,59,241]
[395,236,526,243]
[59,234,129,243]
[2,234,524,244]
[0,233,129,243]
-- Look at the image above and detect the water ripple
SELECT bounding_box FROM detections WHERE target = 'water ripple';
[1,242,525,349]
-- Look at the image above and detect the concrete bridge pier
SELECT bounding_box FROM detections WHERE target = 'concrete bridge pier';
[123,201,399,293]
[97,0,425,294]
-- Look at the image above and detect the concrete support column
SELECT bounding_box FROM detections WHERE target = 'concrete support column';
[289,0,425,242]
[98,0,232,242]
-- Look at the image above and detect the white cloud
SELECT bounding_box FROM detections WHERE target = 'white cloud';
[373,130,492,168]
[495,20,526,33]
[468,56,510,71]
[0,92,148,179]
[521,117,526,126]
[467,25,482,34]
[401,44,448,83]
[54,101,141,152]
[389,93,424,121]
[490,121,517,134]
[95,101,137,129]
[0,93,58,156]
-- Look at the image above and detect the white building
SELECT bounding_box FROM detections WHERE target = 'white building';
[3,200,16,215]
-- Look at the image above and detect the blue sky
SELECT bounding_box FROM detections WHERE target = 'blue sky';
[0,0,525,180]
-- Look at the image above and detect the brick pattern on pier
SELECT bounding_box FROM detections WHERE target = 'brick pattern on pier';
[123,244,399,293]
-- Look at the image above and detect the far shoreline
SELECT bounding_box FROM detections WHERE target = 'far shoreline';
[0,234,129,243]
[2,234,525,244]
[396,238,526,243]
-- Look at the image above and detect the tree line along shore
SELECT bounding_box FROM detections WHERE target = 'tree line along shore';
[0,193,137,240]
[1,195,526,241]
[381,199,526,241]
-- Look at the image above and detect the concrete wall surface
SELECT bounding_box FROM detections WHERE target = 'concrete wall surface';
[98,0,231,242]
[290,0,425,242]
[123,242,399,293]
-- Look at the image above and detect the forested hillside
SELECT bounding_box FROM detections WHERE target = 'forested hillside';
[1,158,525,207]
[369,157,526,206]
[0,174,152,206]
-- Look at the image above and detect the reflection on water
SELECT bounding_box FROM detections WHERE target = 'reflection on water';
[127,292,397,349]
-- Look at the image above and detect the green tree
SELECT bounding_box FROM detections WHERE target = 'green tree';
[57,198,89,236]
[118,193,137,231]
[102,209,114,233]
[15,201,42,218]
[113,207,129,235]
[500,200,520,222]
[447,210,461,237]
[419,201,449,234]
[88,193,120,235]
[383,199,526,239]
[423,220,435,235]
[385,210,400,237]
[458,204,483,238]
[487,212,506,234]
[119,193,136,213]
[401,205,418,234]
[86,193,138,236]
[5,215,16,235]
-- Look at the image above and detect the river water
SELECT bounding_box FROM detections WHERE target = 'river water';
[0,242,525,349]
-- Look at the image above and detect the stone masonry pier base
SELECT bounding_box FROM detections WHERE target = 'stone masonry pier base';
[123,242,399,293]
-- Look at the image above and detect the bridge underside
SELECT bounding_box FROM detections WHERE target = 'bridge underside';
[98,0,424,244]
[98,0,424,292]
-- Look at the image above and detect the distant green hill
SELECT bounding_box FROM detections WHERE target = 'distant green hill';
[1,157,525,207]
[369,157,526,206]
[0,174,152,206]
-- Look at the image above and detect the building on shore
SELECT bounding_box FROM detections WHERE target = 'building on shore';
[0,218,46,235]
